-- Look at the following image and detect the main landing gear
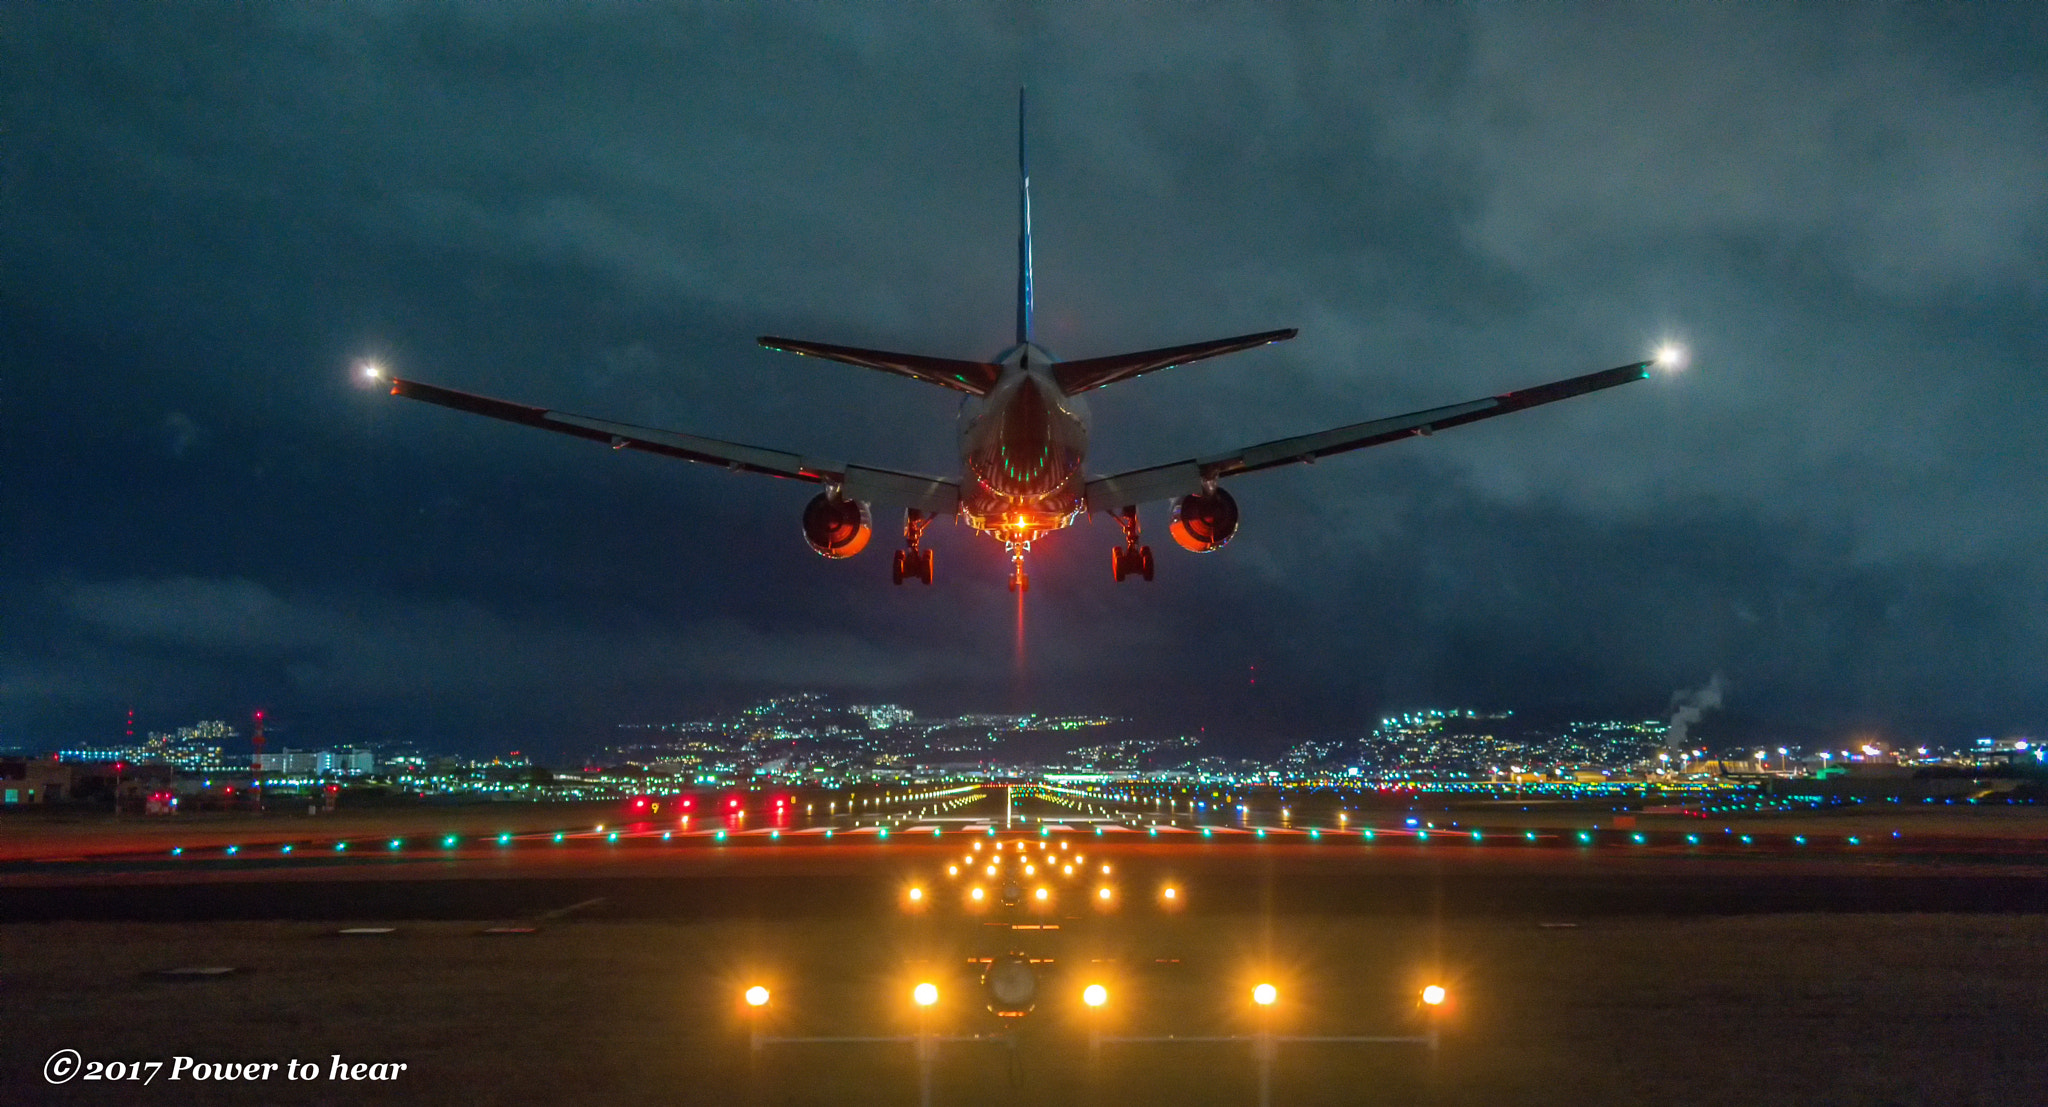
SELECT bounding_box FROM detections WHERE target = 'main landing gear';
[892,509,934,585]
[1110,506,1154,583]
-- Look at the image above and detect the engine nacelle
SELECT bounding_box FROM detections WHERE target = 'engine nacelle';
[1169,487,1239,553]
[801,493,872,558]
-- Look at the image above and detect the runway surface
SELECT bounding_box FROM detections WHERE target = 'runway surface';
[6,787,2046,1105]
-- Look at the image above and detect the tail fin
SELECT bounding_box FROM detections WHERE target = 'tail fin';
[1016,86,1033,347]
[1052,328,1298,395]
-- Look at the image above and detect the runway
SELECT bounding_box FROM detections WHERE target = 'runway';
[6,788,2047,1105]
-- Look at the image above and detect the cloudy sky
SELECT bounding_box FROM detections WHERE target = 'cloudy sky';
[4,4,2043,760]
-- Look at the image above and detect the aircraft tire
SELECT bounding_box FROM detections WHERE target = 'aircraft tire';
[891,549,907,585]
[1139,545,1154,581]
[918,548,935,585]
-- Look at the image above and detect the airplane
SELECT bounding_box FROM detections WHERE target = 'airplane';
[374,90,1664,593]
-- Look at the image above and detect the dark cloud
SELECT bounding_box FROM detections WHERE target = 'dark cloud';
[3,5,2043,755]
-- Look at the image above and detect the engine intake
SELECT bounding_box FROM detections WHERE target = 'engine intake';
[1169,487,1238,553]
[801,493,872,558]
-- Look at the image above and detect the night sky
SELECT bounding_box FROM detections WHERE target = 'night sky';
[5,5,2044,761]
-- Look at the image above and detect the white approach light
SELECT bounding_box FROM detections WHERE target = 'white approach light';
[1082,984,1108,1008]
[1253,983,1277,1006]
[744,985,770,1007]
[1422,985,1447,1006]
[913,982,938,1007]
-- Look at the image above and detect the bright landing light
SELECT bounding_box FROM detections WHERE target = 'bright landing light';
[744,986,770,1008]
[913,982,939,1007]
[1422,984,1447,1006]
[1253,983,1277,1006]
[356,359,385,382]
[1082,984,1107,1008]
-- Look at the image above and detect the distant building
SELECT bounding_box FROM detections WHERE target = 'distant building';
[251,748,374,776]
[0,758,74,804]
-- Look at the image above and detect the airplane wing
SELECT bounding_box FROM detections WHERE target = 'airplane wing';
[387,378,961,515]
[1084,360,1652,510]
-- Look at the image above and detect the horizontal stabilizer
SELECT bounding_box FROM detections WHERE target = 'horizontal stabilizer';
[759,336,1002,396]
[1053,328,1297,395]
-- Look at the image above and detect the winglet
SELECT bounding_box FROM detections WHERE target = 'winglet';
[1016,86,1033,347]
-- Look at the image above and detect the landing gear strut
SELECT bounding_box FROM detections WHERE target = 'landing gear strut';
[892,509,934,585]
[1109,506,1154,582]
[1006,542,1029,593]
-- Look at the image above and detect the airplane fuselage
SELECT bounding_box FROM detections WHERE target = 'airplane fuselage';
[958,342,1089,549]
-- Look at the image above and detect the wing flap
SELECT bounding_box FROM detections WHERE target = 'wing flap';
[1052,328,1297,395]
[843,466,960,516]
[1084,462,1203,513]
[758,336,1002,395]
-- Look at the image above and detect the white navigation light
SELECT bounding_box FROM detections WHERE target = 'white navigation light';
[1653,343,1688,371]
[357,359,384,382]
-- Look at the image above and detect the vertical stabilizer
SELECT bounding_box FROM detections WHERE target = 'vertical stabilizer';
[1016,87,1033,347]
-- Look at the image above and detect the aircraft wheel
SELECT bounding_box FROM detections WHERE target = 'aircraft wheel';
[918,548,935,585]
[891,549,907,585]
[1111,546,1127,582]
[1138,545,1154,581]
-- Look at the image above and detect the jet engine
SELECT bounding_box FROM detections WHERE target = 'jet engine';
[1168,487,1238,553]
[801,493,872,558]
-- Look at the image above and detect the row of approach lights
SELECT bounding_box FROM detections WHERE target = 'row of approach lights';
[165,824,1886,857]
[743,982,1446,1010]
[907,838,1174,906]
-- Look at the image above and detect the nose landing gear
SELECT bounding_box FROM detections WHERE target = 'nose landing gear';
[893,510,935,585]
[1007,542,1029,593]
[1109,506,1154,582]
